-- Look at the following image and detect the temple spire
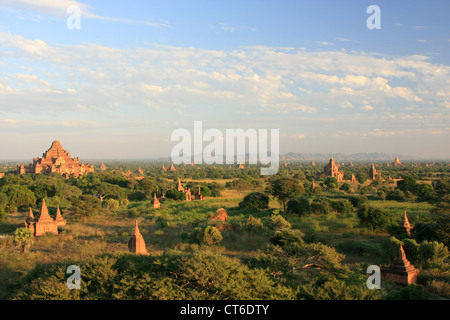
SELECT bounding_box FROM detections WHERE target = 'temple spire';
[134,220,141,236]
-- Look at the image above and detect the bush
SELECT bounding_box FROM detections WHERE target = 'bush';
[191,226,223,246]
[238,192,269,211]
[270,229,304,247]
[386,189,405,201]
[386,284,430,300]
[286,197,311,216]
[330,199,353,215]
[245,215,264,230]
[349,195,369,208]
[310,198,330,215]
[127,191,146,201]
[357,205,392,231]
[103,198,119,211]
[165,189,186,201]
[419,241,449,266]
[267,214,291,230]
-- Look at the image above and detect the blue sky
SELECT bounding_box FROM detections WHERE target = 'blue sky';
[0,0,449,159]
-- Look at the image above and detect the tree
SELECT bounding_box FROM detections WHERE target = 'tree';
[13,227,34,254]
[71,194,102,222]
[330,199,354,215]
[286,197,311,216]
[165,189,186,200]
[238,192,269,211]
[397,175,417,193]
[266,178,304,211]
[191,226,223,245]
[324,177,338,190]
[0,184,36,212]
[90,182,125,201]
[310,198,330,215]
[139,178,156,198]
[357,205,392,231]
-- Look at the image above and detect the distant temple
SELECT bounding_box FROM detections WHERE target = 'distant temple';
[394,156,402,166]
[128,220,148,255]
[323,157,344,182]
[169,164,176,171]
[399,211,413,236]
[153,193,160,209]
[369,163,382,180]
[382,244,419,285]
[99,161,107,171]
[351,174,357,182]
[22,199,65,236]
[17,140,94,178]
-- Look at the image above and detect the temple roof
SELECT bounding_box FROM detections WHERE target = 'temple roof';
[37,198,53,222]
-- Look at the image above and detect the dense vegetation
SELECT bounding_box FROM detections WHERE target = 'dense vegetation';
[0,161,448,300]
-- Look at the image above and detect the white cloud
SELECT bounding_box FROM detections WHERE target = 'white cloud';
[0,31,449,124]
[0,0,169,27]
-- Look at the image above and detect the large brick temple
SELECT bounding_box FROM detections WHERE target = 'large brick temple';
[17,140,94,178]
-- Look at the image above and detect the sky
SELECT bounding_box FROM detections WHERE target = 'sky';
[0,0,449,160]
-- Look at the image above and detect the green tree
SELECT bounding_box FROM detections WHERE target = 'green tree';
[90,182,125,201]
[0,184,36,212]
[357,205,392,231]
[13,227,34,254]
[286,197,311,216]
[266,178,304,211]
[238,192,269,211]
[324,177,338,190]
[71,194,102,222]
[310,198,330,215]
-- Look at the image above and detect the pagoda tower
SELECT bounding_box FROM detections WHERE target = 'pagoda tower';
[34,199,58,236]
[128,220,148,255]
[54,206,66,226]
[381,244,419,285]
[153,193,160,209]
[399,211,413,236]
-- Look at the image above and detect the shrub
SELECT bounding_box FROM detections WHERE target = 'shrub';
[349,195,369,208]
[310,198,330,215]
[165,189,186,200]
[419,241,449,266]
[330,199,353,215]
[386,189,405,201]
[357,205,392,231]
[191,226,223,246]
[270,229,304,247]
[386,284,430,300]
[286,197,311,216]
[238,192,269,211]
[267,214,291,230]
[245,215,264,230]
[103,198,119,211]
